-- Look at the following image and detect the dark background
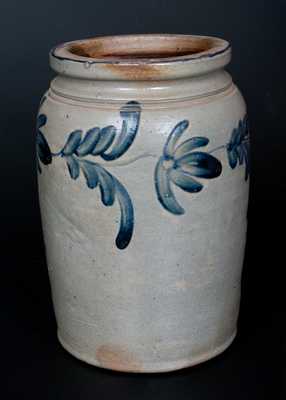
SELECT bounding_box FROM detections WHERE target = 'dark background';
[1,0,285,398]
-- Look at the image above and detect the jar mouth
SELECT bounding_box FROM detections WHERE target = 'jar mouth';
[50,34,231,81]
[68,35,223,61]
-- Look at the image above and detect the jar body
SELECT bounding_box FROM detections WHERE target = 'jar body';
[37,67,249,372]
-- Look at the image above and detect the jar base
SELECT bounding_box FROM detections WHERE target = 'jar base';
[57,330,237,373]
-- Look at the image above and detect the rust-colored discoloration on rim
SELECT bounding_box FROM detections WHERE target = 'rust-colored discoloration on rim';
[104,62,161,80]
[96,344,142,372]
[50,34,231,81]
[69,36,214,60]
[70,41,105,58]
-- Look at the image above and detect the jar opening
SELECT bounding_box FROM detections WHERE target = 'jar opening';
[50,34,231,81]
[69,36,214,60]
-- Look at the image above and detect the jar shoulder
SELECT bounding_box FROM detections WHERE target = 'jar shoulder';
[38,81,247,147]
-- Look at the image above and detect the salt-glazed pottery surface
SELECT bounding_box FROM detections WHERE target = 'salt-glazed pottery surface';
[37,34,250,373]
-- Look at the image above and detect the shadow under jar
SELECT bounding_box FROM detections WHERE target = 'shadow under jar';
[36,34,250,373]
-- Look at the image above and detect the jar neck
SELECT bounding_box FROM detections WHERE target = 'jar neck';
[50,69,232,106]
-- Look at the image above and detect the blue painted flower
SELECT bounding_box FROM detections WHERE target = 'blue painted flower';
[56,101,141,249]
[155,120,222,215]
[227,115,250,180]
[36,113,52,173]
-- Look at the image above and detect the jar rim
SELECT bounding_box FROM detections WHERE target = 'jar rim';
[50,34,231,81]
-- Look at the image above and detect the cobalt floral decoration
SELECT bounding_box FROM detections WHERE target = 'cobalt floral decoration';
[226,115,250,181]
[36,101,141,250]
[36,113,52,173]
[37,94,249,248]
[154,120,222,215]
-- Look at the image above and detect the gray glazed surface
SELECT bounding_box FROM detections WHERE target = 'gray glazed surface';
[37,34,249,372]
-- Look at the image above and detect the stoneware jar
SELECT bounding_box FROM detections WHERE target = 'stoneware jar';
[36,34,250,373]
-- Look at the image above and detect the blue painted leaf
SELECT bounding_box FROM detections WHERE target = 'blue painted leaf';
[92,126,116,155]
[154,157,185,215]
[227,147,237,169]
[102,101,141,161]
[76,127,101,156]
[174,136,209,159]
[236,145,244,165]
[242,142,250,181]
[229,127,239,147]
[94,164,115,206]
[66,156,80,180]
[79,160,98,189]
[163,120,189,158]
[62,130,82,155]
[37,114,47,129]
[113,177,134,249]
[176,151,222,178]
[242,115,249,138]
[36,131,52,165]
[169,168,203,193]
[234,121,244,147]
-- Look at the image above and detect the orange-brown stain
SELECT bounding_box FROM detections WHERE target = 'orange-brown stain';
[69,36,213,60]
[96,344,142,372]
[104,62,161,80]
[70,41,105,58]
[68,36,215,80]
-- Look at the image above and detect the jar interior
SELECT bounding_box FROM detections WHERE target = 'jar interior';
[69,35,214,60]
